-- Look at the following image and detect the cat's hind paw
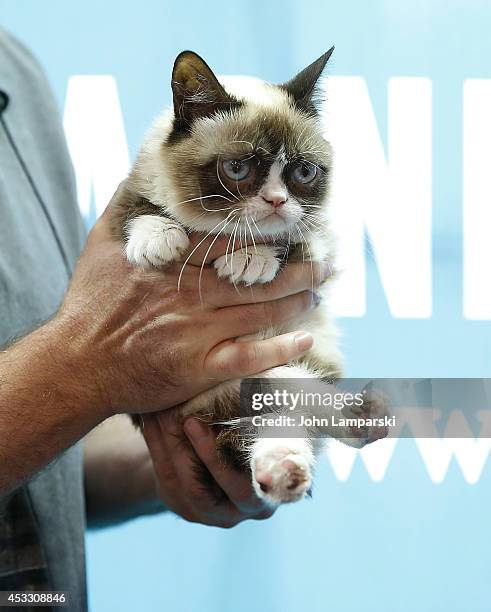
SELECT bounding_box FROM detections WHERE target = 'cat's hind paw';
[251,440,313,506]
[125,215,189,268]
[337,388,391,449]
[214,245,280,285]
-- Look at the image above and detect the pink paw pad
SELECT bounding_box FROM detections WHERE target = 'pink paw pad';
[253,447,312,505]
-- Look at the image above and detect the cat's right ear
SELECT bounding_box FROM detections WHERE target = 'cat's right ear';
[171,51,235,129]
[281,47,334,114]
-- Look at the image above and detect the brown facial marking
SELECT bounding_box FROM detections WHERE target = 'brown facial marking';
[284,159,328,201]
[199,152,274,205]
[163,98,332,229]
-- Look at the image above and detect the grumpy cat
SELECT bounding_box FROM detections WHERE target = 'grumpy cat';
[111,49,387,506]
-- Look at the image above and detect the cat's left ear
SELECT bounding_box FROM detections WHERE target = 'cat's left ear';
[171,51,237,129]
[281,47,334,112]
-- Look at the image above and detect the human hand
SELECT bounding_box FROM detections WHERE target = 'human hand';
[50,185,330,420]
[143,410,274,527]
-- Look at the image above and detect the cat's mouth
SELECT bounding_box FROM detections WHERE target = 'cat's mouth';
[235,201,302,236]
[254,209,290,224]
[263,210,284,220]
[247,211,300,238]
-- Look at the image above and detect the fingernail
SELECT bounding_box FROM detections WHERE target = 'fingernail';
[184,418,208,442]
[293,331,313,353]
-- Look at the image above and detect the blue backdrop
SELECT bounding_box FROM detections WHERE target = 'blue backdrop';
[2,1,491,610]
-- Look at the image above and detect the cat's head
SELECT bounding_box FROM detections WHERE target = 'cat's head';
[140,49,334,241]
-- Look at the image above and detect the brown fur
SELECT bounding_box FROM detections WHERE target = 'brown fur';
[109,183,160,241]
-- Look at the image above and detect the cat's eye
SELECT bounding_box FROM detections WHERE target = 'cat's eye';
[221,159,252,181]
[291,162,318,184]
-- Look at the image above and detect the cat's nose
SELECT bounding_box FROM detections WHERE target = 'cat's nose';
[262,193,287,208]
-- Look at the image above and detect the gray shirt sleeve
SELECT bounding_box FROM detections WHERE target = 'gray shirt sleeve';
[0,27,88,610]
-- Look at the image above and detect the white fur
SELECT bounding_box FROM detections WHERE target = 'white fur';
[125,215,190,268]
[250,437,317,505]
[259,159,288,205]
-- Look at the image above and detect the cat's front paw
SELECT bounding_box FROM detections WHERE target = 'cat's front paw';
[251,439,313,506]
[214,245,280,285]
[337,388,391,449]
[125,215,189,268]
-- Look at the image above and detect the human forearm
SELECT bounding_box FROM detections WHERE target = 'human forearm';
[84,415,164,527]
[0,319,108,496]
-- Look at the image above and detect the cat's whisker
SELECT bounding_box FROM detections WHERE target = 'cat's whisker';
[198,214,236,304]
[180,185,235,213]
[293,158,329,178]
[294,121,311,150]
[176,193,234,206]
[256,145,272,156]
[301,214,323,228]
[235,176,245,200]
[238,225,249,290]
[297,130,319,154]
[301,211,324,227]
[303,220,324,235]
[302,201,323,207]
[240,154,257,163]
[229,140,254,150]
[297,217,315,236]
[243,226,249,267]
[238,224,244,251]
[302,216,324,226]
[302,216,324,225]
[296,219,312,237]
[245,216,258,254]
[250,216,265,244]
[244,217,257,296]
[297,150,325,157]
[216,157,240,202]
[199,187,233,213]
[305,241,315,294]
[225,218,240,266]
[295,223,315,293]
[298,231,306,264]
[177,210,240,292]
[200,203,235,213]
[198,191,235,213]
[299,216,323,236]
[303,209,324,218]
[230,218,241,294]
